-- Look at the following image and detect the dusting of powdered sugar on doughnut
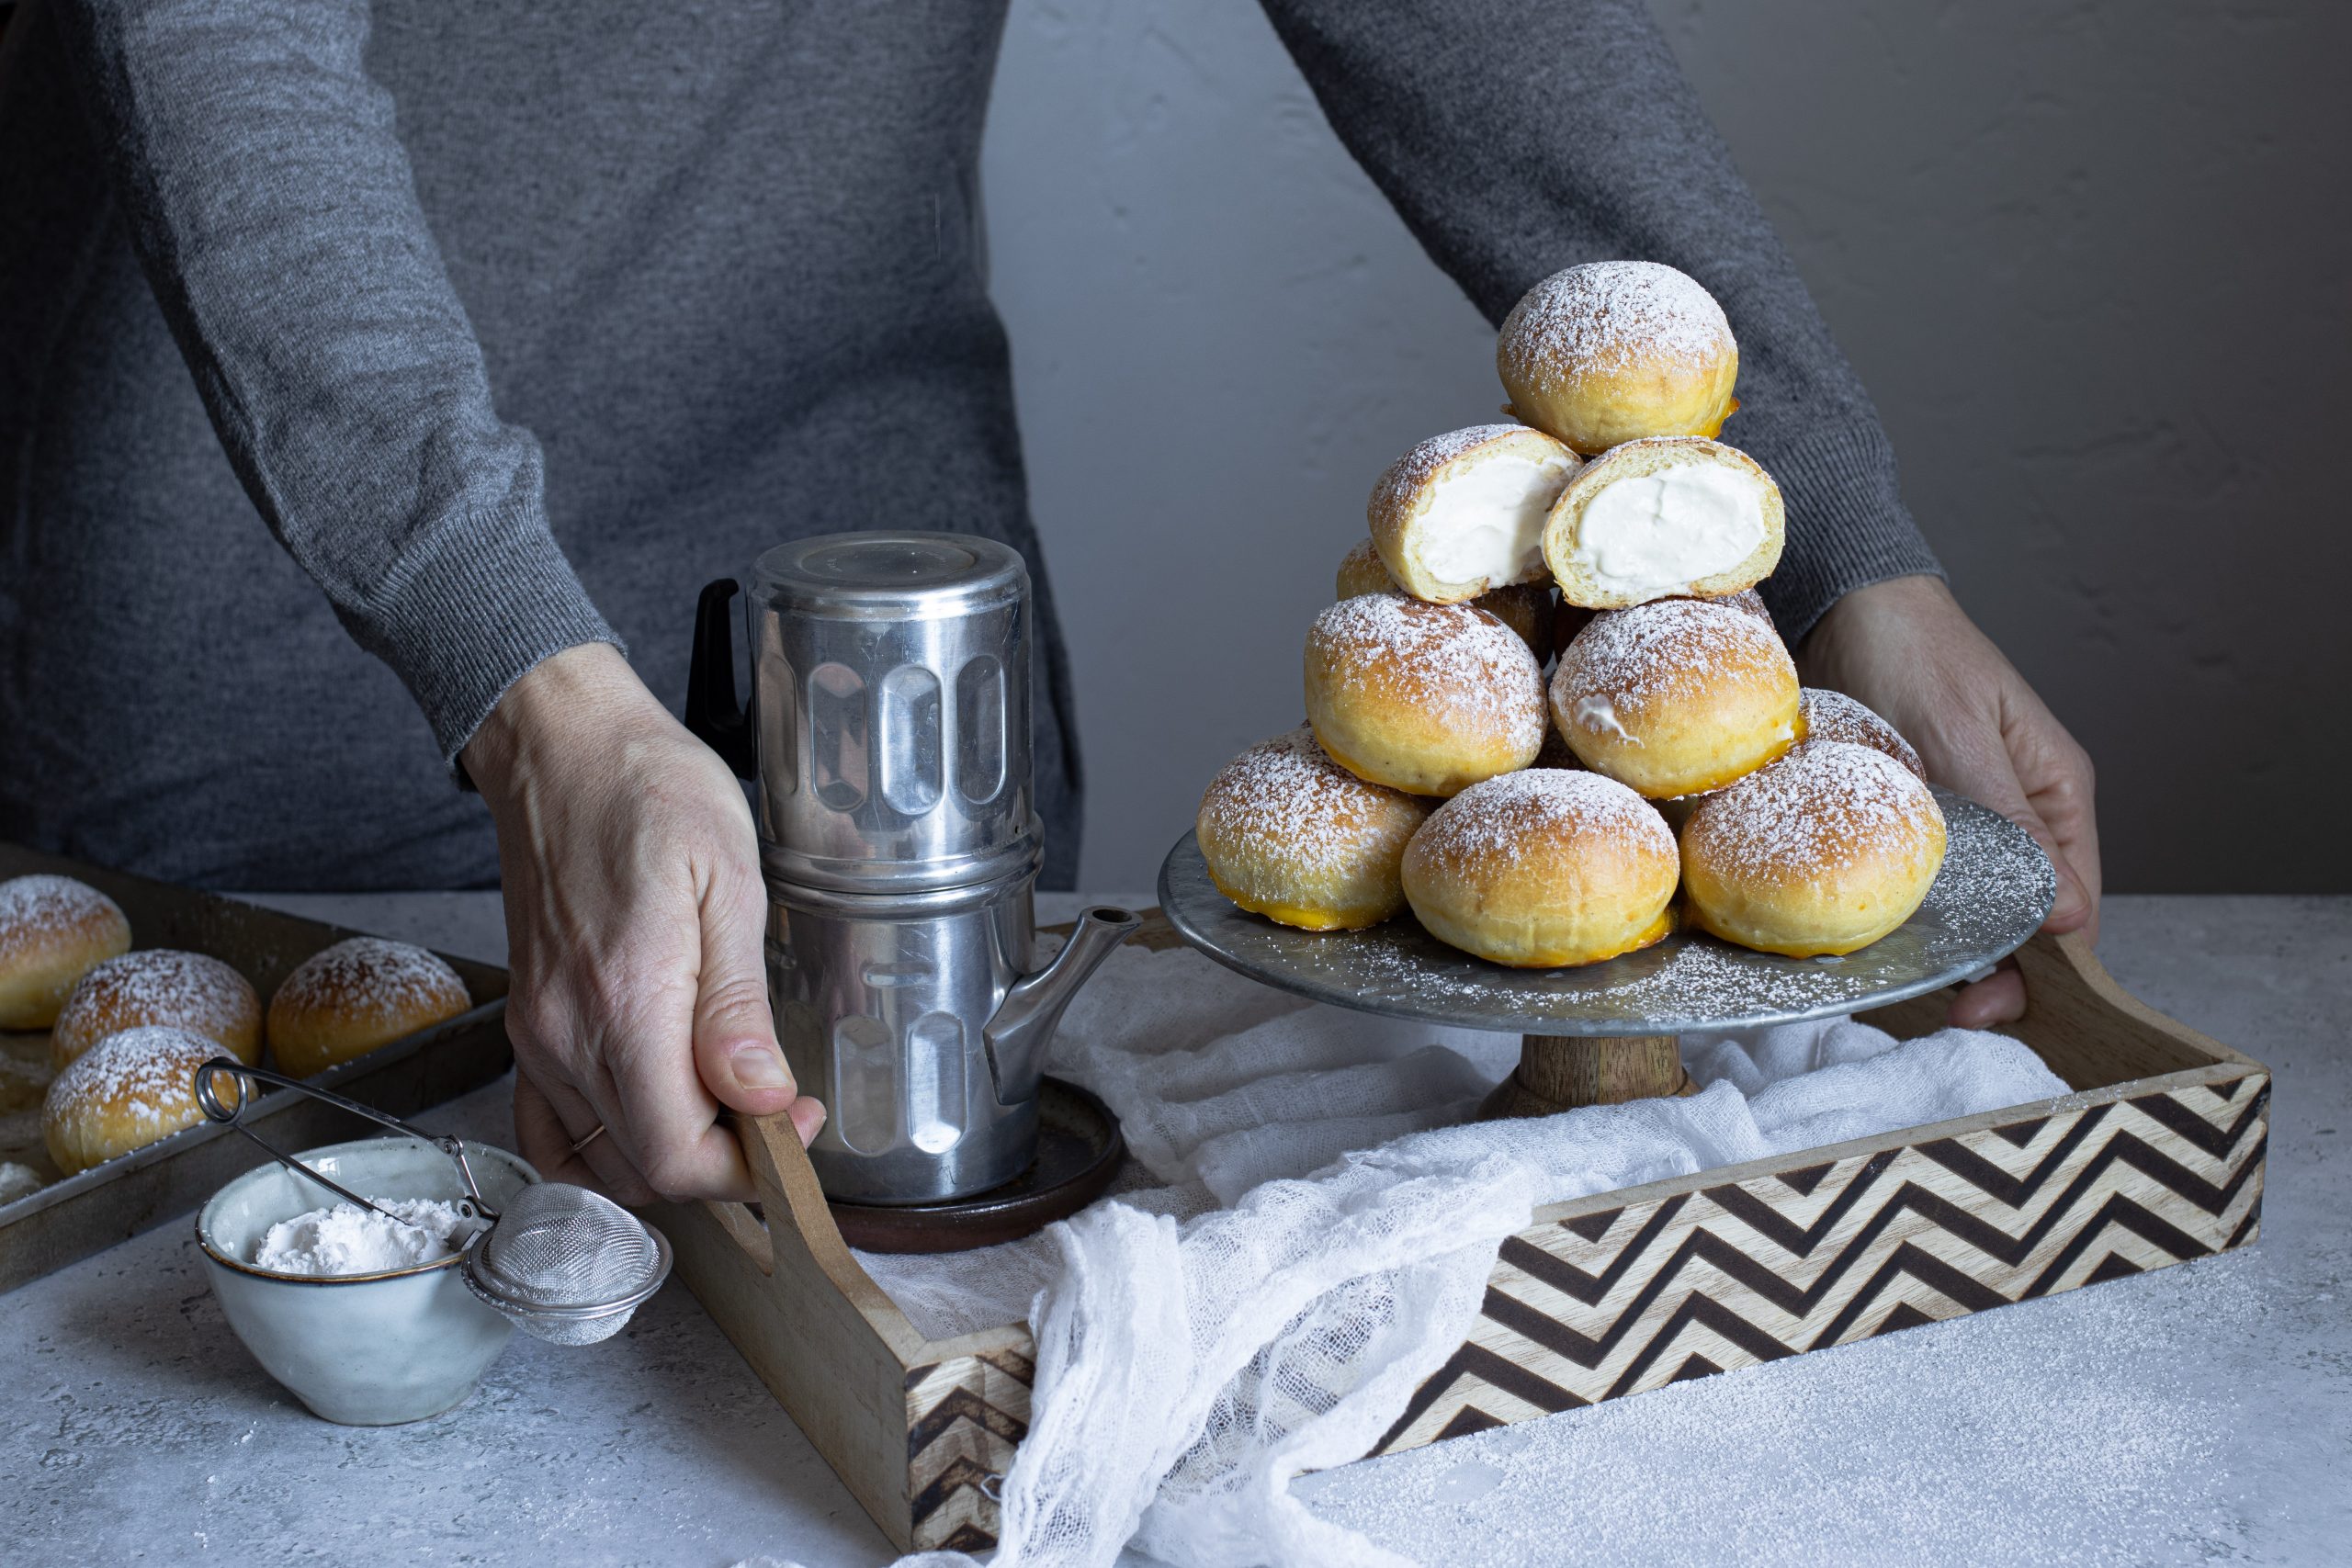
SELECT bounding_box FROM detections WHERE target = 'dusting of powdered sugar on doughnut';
[1369,423,1551,516]
[43,1025,217,1134]
[0,874,124,958]
[1411,769,1673,867]
[59,951,253,1034]
[277,938,469,1018]
[1311,595,1546,750]
[1555,598,1787,724]
[1800,688,1926,779]
[1201,728,1425,877]
[1688,741,1944,881]
[1498,262,1733,388]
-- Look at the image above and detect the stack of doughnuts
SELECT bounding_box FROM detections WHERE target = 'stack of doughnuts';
[1195,260,1946,967]
[0,874,473,1183]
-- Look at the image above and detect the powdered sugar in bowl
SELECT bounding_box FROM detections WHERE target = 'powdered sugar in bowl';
[198,1136,538,1425]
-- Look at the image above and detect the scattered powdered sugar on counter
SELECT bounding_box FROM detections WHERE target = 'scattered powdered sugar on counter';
[253,1198,486,1276]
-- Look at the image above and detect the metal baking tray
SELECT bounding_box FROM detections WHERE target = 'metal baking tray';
[0,843,510,1294]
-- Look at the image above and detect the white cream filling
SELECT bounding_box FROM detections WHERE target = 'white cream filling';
[1570,462,1766,598]
[1413,451,1575,590]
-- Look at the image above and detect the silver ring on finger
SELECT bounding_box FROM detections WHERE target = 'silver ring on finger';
[569,1122,608,1156]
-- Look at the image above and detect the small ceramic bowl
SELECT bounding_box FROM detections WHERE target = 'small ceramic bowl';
[198,1136,538,1426]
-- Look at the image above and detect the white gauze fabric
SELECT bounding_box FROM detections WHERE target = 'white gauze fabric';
[832,942,2068,1568]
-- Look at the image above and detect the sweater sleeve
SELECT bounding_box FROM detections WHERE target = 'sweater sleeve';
[1257,0,1944,640]
[55,0,618,765]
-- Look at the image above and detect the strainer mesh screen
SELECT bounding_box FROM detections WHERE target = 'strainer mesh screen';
[477,1182,660,1307]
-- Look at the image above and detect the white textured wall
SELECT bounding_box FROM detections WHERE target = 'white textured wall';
[982,0,2352,895]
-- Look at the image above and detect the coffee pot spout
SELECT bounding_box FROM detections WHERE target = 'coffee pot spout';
[983,907,1141,1105]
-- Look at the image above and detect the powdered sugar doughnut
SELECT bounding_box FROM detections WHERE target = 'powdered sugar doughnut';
[1368,423,1579,603]
[0,874,131,1030]
[1799,688,1926,780]
[51,950,262,1072]
[1334,538,1552,660]
[1680,740,1948,957]
[1402,770,1679,967]
[42,1024,222,1176]
[267,938,472,1077]
[1196,728,1432,931]
[1498,261,1739,456]
[1306,594,1546,796]
[1551,597,1803,799]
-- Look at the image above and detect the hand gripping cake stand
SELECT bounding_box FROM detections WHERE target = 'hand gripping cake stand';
[1158,789,2058,1115]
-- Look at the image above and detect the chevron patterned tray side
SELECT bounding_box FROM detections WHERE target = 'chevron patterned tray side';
[662,923,2270,1556]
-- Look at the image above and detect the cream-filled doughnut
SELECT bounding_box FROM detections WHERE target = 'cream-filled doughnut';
[0,875,131,1031]
[1680,740,1948,958]
[52,950,262,1072]
[1306,594,1546,796]
[1333,540,1552,660]
[1401,770,1679,967]
[1799,688,1926,780]
[1552,597,1803,799]
[268,938,472,1078]
[1196,728,1433,931]
[42,1025,224,1176]
[1497,261,1739,456]
[1544,437,1783,609]
[1368,424,1580,603]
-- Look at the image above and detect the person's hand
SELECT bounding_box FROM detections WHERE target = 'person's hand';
[1798,575,2099,1028]
[461,642,824,1203]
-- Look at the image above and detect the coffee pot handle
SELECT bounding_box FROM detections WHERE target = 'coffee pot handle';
[686,578,758,780]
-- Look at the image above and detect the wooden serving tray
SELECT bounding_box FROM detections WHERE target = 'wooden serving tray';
[0,844,511,1293]
[650,912,2268,1554]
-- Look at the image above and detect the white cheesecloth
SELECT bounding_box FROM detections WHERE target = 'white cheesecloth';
[775,939,2067,1568]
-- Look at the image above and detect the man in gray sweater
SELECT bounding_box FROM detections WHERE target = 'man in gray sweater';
[0,1,2097,1201]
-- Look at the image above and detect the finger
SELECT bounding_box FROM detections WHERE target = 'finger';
[513,1072,653,1213]
[690,865,800,1119]
[788,1096,828,1148]
[599,977,755,1201]
[1949,964,2028,1030]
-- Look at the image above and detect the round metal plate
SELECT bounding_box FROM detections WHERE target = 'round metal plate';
[1157,788,2056,1036]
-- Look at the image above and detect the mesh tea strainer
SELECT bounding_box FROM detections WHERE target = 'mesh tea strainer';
[194,1058,671,1344]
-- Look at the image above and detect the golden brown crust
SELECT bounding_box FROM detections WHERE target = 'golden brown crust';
[0,875,132,1031]
[1679,741,1948,957]
[1496,262,1739,456]
[1544,437,1785,611]
[1306,595,1546,797]
[1401,771,1679,967]
[51,950,262,1072]
[1551,598,1803,799]
[1196,728,1431,931]
[42,1025,220,1176]
[1799,688,1926,780]
[1334,540,1552,660]
[267,938,472,1078]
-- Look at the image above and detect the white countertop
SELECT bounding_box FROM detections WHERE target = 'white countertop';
[4,892,2346,1567]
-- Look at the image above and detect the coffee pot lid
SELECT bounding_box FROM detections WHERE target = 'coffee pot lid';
[752,532,1027,621]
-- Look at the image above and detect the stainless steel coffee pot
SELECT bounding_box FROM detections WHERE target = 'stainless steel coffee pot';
[687,532,1136,1205]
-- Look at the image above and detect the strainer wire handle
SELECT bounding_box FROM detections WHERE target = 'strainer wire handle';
[192,1057,500,1221]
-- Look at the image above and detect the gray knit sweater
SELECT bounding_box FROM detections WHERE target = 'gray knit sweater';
[0,0,1939,891]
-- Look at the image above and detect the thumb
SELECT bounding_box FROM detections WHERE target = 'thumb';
[691,876,804,1119]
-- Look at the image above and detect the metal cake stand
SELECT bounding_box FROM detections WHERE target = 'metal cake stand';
[1157,788,2058,1117]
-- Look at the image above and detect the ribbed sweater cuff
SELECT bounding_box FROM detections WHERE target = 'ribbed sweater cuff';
[1752,422,1945,645]
[356,503,623,772]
